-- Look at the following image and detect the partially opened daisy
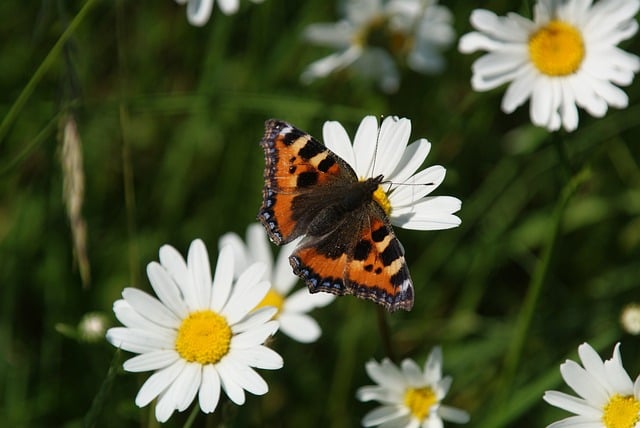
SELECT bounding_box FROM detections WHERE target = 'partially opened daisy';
[174,0,265,26]
[543,342,640,428]
[106,239,283,422]
[219,223,335,343]
[458,0,640,132]
[357,347,470,427]
[302,0,455,93]
[323,115,461,230]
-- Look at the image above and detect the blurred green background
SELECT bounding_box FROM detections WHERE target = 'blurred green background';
[1,0,639,426]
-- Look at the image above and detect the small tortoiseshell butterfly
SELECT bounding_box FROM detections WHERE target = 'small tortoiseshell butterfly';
[258,119,413,311]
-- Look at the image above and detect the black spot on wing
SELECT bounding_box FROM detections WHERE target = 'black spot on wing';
[380,239,401,266]
[297,171,318,187]
[317,157,336,173]
[371,226,389,242]
[298,140,324,160]
[353,240,371,261]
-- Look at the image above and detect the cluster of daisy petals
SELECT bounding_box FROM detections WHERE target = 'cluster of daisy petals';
[106,115,467,424]
[177,0,639,132]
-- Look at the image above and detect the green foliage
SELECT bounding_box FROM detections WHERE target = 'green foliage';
[0,0,638,427]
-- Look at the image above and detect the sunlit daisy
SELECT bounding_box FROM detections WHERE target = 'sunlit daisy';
[106,239,283,422]
[174,0,265,26]
[302,0,455,93]
[219,223,335,343]
[322,115,461,230]
[357,347,470,427]
[458,0,640,132]
[543,342,640,428]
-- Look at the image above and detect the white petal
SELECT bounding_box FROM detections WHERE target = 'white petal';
[218,232,250,277]
[303,22,353,48]
[123,350,180,372]
[400,358,423,386]
[231,320,279,349]
[438,405,470,423]
[352,116,380,178]
[217,0,239,15]
[199,364,221,413]
[159,244,198,310]
[122,287,180,329]
[187,239,212,309]
[135,359,186,407]
[232,307,277,334]
[388,166,446,208]
[218,356,269,395]
[373,117,411,179]
[560,360,609,406]
[186,0,214,26]
[247,223,273,279]
[603,343,634,394]
[387,139,431,185]
[424,346,443,384]
[284,287,334,312]
[361,405,409,426]
[543,390,601,417]
[300,47,362,83]
[323,121,357,172]
[216,360,246,405]
[222,273,270,325]
[545,415,603,428]
[146,262,189,319]
[112,300,174,335]
[392,196,462,230]
[210,245,235,312]
[228,345,284,370]
[501,69,537,113]
[175,362,201,411]
[278,313,322,343]
[272,239,301,295]
[366,359,406,391]
[106,327,175,354]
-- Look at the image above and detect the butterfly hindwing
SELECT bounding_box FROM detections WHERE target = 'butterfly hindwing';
[290,203,413,311]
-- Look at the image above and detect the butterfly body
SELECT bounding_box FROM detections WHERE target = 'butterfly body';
[258,119,413,311]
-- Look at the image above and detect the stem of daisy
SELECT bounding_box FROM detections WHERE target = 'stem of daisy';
[497,166,589,413]
[182,404,200,428]
[376,306,396,362]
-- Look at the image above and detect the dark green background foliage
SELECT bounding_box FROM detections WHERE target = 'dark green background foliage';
[0,1,639,427]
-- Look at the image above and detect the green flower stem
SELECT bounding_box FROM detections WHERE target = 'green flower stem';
[0,0,98,145]
[498,166,590,410]
[376,306,397,362]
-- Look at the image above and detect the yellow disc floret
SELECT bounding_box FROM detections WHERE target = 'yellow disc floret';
[404,386,438,421]
[528,20,585,76]
[254,289,285,317]
[373,185,392,216]
[354,15,413,56]
[175,310,231,365]
[602,394,640,428]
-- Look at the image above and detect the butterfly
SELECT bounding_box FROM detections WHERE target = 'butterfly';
[257,119,413,311]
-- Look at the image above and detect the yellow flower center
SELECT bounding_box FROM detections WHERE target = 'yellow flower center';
[528,20,585,76]
[354,15,413,56]
[404,386,438,421]
[602,394,640,428]
[255,289,285,317]
[175,310,231,365]
[372,185,392,216]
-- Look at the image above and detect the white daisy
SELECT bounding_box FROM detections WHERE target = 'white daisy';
[458,0,640,132]
[322,115,461,231]
[219,223,335,343]
[543,342,640,428]
[106,239,283,422]
[357,347,470,427]
[174,0,265,27]
[301,0,455,93]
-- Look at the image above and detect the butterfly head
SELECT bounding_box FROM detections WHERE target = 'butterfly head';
[365,174,392,216]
